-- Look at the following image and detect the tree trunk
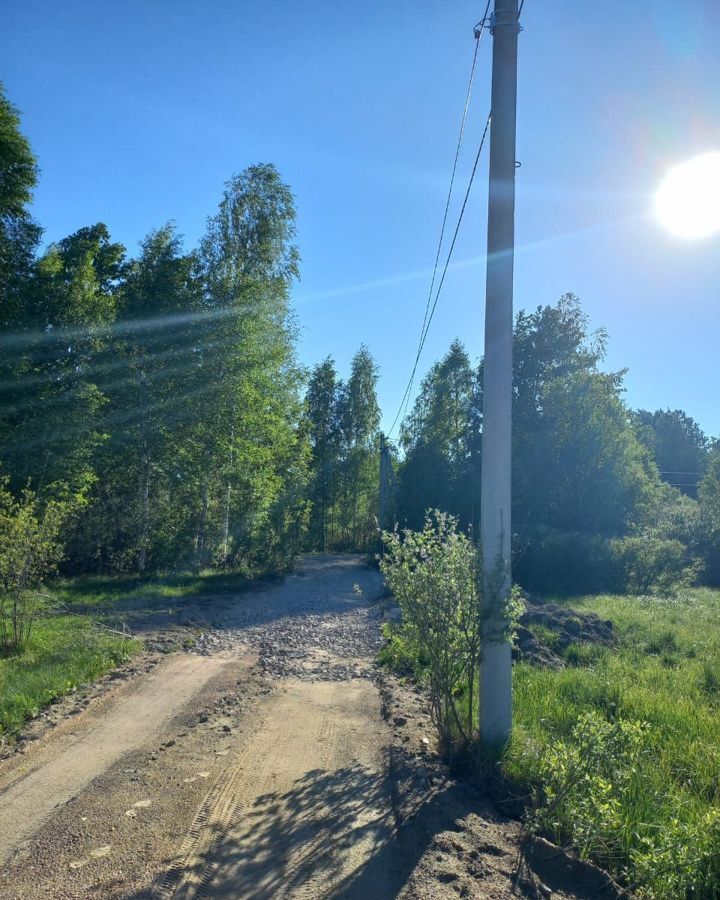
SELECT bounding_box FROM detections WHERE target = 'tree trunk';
[196,480,209,567]
[221,421,235,567]
[137,440,150,573]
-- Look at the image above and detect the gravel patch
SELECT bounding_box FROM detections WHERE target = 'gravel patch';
[194,606,385,681]
[189,554,386,681]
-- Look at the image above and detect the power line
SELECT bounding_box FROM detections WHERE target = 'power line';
[416,114,491,366]
[414,0,492,351]
[387,0,529,440]
[387,11,492,439]
[387,111,491,439]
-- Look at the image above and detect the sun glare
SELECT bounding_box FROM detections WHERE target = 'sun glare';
[655,151,720,240]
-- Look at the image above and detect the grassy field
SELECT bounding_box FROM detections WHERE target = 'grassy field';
[505,588,720,898]
[0,614,139,741]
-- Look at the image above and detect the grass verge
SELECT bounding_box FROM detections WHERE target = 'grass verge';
[0,566,259,743]
[381,587,720,899]
[0,614,140,742]
[54,568,261,610]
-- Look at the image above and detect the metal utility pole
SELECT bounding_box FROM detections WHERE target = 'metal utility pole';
[479,0,520,746]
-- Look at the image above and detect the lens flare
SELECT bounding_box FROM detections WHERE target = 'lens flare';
[655,151,720,240]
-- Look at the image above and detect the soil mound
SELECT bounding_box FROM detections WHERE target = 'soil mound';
[514,594,615,668]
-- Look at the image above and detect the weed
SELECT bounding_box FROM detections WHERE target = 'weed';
[380,585,720,898]
[700,662,720,697]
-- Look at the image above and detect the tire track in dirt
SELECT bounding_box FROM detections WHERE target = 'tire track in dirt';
[155,679,397,900]
[0,653,231,867]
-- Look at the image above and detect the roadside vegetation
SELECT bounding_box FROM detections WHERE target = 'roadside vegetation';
[380,517,720,899]
[0,615,138,741]
[509,588,720,899]
[55,568,261,610]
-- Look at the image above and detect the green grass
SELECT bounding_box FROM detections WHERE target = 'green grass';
[505,587,720,898]
[379,586,720,896]
[55,568,260,610]
[0,614,140,740]
[0,567,258,742]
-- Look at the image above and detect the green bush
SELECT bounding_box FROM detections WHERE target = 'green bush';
[528,710,720,898]
[510,589,720,898]
[0,480,68,651]
[610,535,699,595]
[380,512,482,752]
[514,527,619,595]
[380,511,521,754]
[529,712,651,866]
[631,808,720,899]
[514,526,698,596]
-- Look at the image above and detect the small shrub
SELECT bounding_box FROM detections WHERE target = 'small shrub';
[380,511,521,754]
[514,527,619,595]
[0,481,68,652]
[528,712,652,869]
[514,527,700,596]
[631,808,720,899]
[611,536,700,596]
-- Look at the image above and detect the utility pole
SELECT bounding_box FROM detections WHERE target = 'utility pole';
[378,433,396,534]
[379,433,388,531]
[480,0,520,746]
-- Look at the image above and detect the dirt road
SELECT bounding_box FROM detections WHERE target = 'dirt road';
[0,555,618,899]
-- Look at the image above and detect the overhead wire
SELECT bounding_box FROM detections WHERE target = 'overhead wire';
[413,0,492,362]
[387,0,527,440]
[385,3,492,440]
[387,109,491,438]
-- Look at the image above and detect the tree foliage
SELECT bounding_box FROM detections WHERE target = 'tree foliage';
[1,82,718,609]
[395,294,715,594]
[303,346,380,551]
[0,82,41,323]
[634,408,709,496]
[0,86,313,589]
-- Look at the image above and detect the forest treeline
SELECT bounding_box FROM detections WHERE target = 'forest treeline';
[0,84,381,599]
[391,298,720,593]
[2,83,720,603]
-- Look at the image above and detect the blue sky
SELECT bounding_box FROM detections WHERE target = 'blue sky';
[2,0,719,437]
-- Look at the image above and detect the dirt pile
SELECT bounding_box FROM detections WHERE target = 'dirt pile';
[514,595,615,667]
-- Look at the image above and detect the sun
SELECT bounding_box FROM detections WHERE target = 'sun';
[655,151,720,240]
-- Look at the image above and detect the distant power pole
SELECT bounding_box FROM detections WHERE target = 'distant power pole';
[479,0,520,746]
[379,433,388,531]
[378,433,396,533]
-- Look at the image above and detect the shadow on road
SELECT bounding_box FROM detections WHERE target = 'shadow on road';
[70,553,383,639]
[114,750,619,900]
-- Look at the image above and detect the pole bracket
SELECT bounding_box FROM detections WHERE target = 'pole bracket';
[489,11,523,34]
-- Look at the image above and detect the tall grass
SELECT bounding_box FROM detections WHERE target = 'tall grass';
[0,614,139,740]
[380,587,720,897]
[506,588,720,898]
